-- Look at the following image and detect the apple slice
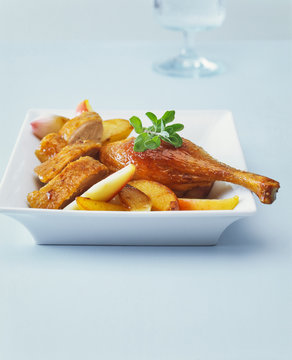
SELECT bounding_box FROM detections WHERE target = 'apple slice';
[64,164,136,210]
[75,99,93,115]
[31,115,69,139]
[119,184,152,211]
[76,197,127,211]
[129,180,179,211]
[178,196,239,210]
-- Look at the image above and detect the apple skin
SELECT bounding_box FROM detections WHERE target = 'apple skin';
[64,164,136,210]
[75,99,93,115]
[178,196,239,210]
[31,115,68,139]
[31,100,94,138]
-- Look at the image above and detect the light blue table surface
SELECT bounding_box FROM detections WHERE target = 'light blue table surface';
[0,40,291,360]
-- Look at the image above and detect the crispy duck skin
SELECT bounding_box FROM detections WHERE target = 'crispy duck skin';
[35,132,67,163]
[34,140,101,183]
[35,112,103,162]
[27,157,108,209]
[99,137,280,204]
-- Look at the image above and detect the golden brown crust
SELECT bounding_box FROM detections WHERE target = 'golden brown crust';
[100,138,215,187]
[59,112,103,144]
[34,141,101,183]
[100,137,280,204]
[27,157,108,209]
[35,132,67,163]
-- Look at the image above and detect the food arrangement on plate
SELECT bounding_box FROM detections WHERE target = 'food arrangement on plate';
[27,100,280,212]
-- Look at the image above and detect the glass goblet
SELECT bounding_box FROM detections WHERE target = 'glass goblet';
[153,0,226,77]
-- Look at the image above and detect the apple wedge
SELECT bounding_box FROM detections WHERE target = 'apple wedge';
[31,115,69,139]
[64,164,136,210]
[178,196,239,210]
[119,184,152,211]
[75,99,93,115]
[101,119,133,144]
[76,197,127,211]
[129,180,179,211]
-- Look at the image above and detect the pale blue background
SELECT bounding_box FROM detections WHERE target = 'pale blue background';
[0,0,291,42]
[0,1,291,359]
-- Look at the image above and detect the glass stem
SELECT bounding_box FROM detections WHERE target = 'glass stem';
[182,31,198,58]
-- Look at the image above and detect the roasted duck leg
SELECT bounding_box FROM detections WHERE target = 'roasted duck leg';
[99,138,280,204]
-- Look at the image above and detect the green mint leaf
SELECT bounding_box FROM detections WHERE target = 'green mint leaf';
[160,136,173,145]
[169,133,183,148]
[155,118,161,133]
[145,112,158,128]
[161,110,175,125]
[160,130,169,138]
[147,125,155,132]
[133,133,148,152]
[145,136,161,150]
[129,116,143,134]
[160,118,165,132]
[130,110,183,152]
[165,123,184,135]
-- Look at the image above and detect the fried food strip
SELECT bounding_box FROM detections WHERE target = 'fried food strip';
[35,133,67,163]
[76,197,127,211]
[34,141,101,183]
[27,157,108,209]
[178,196,239,210]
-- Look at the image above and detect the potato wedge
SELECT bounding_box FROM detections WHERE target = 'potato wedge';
[129,180,179,211]
[178,196,239,210]
[101,119,133,144]
[119,184,152,211]
[76,197,127,211]
[64,164,136,210]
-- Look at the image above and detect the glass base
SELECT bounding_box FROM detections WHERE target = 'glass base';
[153,54,224,78]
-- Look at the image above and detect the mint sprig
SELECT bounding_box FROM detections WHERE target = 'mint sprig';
[129,111,184,152]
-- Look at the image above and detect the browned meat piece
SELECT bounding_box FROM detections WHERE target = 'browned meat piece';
[59,112,103,144]
[34,141,101,183]
[27,157,108,209]
[35,133,67,163]
[100,137,280,204]
[35,112,103,162]
[172,181,214,198]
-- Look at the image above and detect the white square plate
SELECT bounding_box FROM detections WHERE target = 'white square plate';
[0,109,256,245]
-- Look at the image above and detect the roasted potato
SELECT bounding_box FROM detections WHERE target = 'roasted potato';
[119,184,152,211]
[76,197,127,211]
[129,180,179,211]
[101,119,133,144]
